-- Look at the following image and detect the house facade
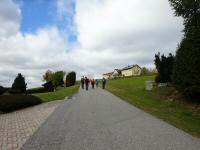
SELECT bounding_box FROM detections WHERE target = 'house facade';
[112,69,121,78]
[121,65,141,77]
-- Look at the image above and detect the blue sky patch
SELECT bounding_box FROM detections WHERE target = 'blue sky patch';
[19,0,76,43]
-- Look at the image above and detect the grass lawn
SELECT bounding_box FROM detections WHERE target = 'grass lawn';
[33,85,79,103]
[106,76,200,138]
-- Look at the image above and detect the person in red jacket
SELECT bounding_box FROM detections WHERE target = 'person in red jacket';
[91,79,95,89]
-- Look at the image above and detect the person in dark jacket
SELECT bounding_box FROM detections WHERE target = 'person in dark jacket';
[81,76,85,89]
[85,77,89,90]
[102,77,106,89]
[95,79,99,88]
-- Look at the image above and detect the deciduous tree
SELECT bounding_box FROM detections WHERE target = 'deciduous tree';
[43,70,53,82]
[53,71,65,87]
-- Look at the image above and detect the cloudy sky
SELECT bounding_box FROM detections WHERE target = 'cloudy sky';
[0,0,183,88]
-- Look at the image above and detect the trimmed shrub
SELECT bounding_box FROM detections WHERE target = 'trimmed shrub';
[66,71,76,87]
[26,87,48,94]
[8,89,22,94]
[0,94,42,112]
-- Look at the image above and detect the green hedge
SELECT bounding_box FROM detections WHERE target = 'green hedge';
[0,86,7,95]
[26,87,48,94]
[0,94,42,112]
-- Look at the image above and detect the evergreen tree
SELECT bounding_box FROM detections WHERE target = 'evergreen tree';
[173,28,200,99]
[154,52,175,83]
[66,72,76,87]
[169,0,200,33]
[169,0,200,99]
[12,73,27,93]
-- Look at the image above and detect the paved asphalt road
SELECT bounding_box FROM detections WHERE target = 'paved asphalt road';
[21,87,200,150]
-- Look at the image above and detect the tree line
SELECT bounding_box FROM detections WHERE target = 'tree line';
[0,71,76,95]
[43,70,76,89]
[154,0,200,100]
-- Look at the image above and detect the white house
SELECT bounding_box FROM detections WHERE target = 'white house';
[102,64,142,79]
[121,65,141,77]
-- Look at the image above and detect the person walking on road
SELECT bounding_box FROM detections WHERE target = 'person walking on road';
[81,76,85,89]
[91,79,95,89]
[95,79,99,88]
[102,77,106,89]
[85,77,89,90]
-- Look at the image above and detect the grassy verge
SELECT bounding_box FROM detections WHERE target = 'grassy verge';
[106,76,200,138]
[33,85,79,103]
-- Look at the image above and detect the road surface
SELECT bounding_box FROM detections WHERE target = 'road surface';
[21,87,200,150]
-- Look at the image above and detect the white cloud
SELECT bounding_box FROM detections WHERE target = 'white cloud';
[0,0,79,88]
[0,0,21,38]
[57,0,74,20]
[0,27,76,88]
[74,0,184,70]
[75,0,183,49]
[0,0,184,88]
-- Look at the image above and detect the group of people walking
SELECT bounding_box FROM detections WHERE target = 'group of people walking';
[81,77,107,90]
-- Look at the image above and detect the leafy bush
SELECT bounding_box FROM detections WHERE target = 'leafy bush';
[66,71,76,87]
[8,89,22,94]
[26,87,48,94]
[141,67,150,76]
[184,85,200,101]
[0,86,7,95]
[0,94,42,112]
[53,71,65,87]
[11,73,27,93]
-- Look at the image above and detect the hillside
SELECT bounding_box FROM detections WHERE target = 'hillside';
[106,76,200,138]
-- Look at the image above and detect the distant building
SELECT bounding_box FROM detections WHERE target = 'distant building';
[103,72,113,79]
[102,64,142,79]
[121,65,141,77]
[42,81,54,92]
